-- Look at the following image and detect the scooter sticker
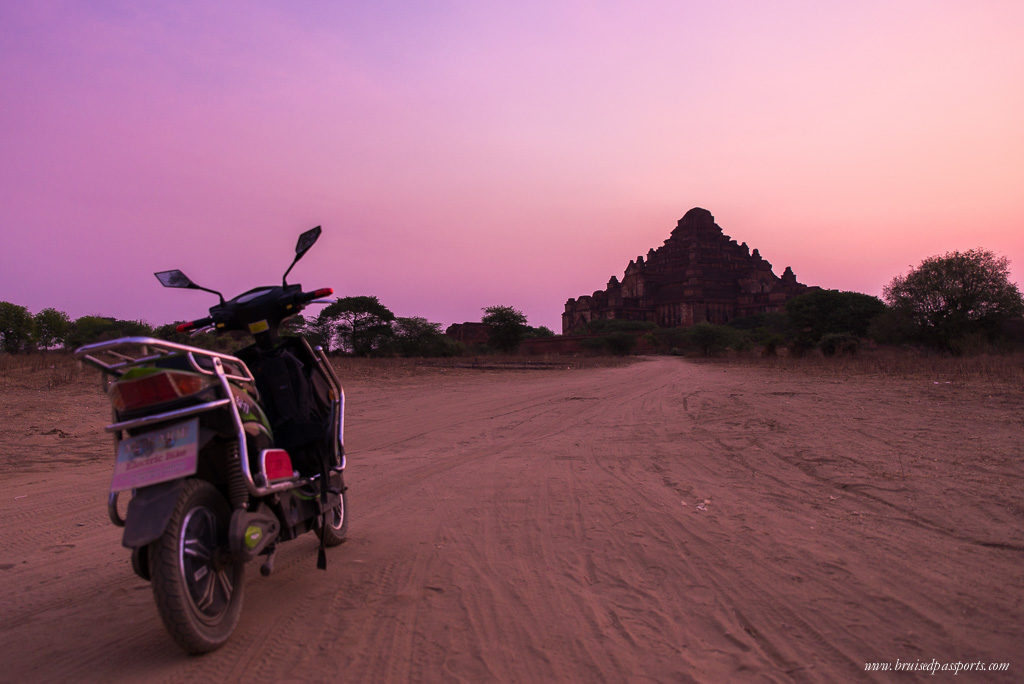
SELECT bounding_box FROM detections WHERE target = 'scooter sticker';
[111,419,199,492]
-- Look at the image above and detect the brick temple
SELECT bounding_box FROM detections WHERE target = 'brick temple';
[562,208,811,334]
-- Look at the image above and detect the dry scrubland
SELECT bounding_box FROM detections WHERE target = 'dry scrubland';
[1,350,1022,682]
[726,348,1024,385]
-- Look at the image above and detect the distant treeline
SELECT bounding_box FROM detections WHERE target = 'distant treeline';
[2,248,1021,358]
[0,297,552,358]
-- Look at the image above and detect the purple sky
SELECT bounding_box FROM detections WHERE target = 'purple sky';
[2,1,1022,332]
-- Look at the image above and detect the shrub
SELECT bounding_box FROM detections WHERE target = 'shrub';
[785,289,886,348]
[648,326,688,352]
[579,337,607,353]
[819,333,860,356]
[685,322,737,357]
[603,332,637,356]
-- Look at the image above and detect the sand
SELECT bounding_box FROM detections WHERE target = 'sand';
[1,356,1022,682]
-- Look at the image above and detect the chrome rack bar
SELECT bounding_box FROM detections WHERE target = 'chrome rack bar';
[105,398,232,433]
[75,336,253,383]
[312,344,345,469]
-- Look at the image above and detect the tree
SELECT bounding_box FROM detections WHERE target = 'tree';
[280,313,307,338]
[0,301,34,353]
[320,296,396,355]
[392,317,462,357]
[481,305,528,352]
[66,316,153,349]
[66,316,115,349]
[784,290,886,349]
[33,307,71,349]
[524,325,555,339]
[884,249,1024,350]
[393,317,439,356]
[296,312,335,352]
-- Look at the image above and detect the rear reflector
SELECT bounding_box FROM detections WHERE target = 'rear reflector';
[262,449,295,482]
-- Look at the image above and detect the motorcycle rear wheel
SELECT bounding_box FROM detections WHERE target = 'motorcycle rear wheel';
[149,478,245,654]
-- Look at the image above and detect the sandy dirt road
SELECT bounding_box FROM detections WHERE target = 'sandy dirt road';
[1,356,1022,682]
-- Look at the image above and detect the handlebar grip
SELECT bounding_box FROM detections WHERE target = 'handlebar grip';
[298,287,334,304]
[176,316,214,333]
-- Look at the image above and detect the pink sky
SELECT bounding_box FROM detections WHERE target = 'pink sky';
[2,1,1022,332]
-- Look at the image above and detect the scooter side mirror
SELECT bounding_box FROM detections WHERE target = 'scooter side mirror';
[295,226,322,260]
[155,269,197,289]
[284,225,322,285]
[154,270,226,303]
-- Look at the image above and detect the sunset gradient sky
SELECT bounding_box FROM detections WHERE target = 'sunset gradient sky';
[2,1,1022,332]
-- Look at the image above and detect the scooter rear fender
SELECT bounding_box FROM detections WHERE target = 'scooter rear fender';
[121,479,185,549]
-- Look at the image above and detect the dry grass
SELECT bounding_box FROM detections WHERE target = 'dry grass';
[0,353,84,389]
[0,351,632,389]
[329,354,633,381]
[706,348,1024,387]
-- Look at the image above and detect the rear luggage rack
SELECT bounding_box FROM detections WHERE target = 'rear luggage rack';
[76,336,308,498]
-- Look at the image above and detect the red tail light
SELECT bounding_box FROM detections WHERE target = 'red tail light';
[110,370,214,412]
[262,449,295,481]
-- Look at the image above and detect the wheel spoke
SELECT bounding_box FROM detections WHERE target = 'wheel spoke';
[216,569,234,601]
[195,569,217,611]
[184,538,212,561]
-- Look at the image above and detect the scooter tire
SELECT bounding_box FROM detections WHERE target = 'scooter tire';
[149,478,245,654]
[317,486,348,547]
[130,544,150,582]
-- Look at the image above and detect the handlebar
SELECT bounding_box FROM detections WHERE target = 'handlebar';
[175,287,333,336]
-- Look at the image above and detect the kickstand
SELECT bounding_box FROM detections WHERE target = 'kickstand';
[316,513,327,570]
[260,546,277,576]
